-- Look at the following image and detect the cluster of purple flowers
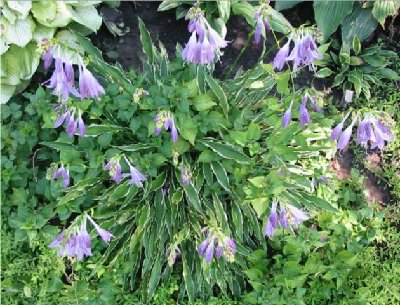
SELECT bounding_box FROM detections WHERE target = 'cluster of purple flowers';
[331,113,394,151]
[54,104,86,137]
[51,164,70,188]
[264,201,309,238]
[182,7,228,64]
[154,111,179,143]
[49,214,113,261]
[42,48,105,101]
[273,30,322,72]
[282,93,321,128]
[253,5,271,44]
[104,155,146,187]
[198,229,237,263]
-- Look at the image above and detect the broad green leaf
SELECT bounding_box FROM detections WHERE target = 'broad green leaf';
[352,36,361,55]
[210,162,230,193]
[157,0,181,11]
[341,5,378,47]
[315,68,333,78]
[68,4,102,32]
[231,2,256,25]
[313,0,354,40]
[200,139,250,164]
[274,0,303,11]
[268,8,293,34]
[35,2,72,28]
[205,74,229,118]
[4,17,35,47]
[147,257,162,300]
[0,85,15,104]
[31,1,57,23]
[85,124,125,136]
[372,0,400,27]
[377,68,400,80]
[193,94,217,112]
[33,24,56,43]
[217,0,231,22]
[7,1,32,18]
[182,182,202,213]
[115,143,156,152]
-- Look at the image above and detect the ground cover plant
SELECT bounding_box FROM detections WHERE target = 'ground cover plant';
[1,1,399,304]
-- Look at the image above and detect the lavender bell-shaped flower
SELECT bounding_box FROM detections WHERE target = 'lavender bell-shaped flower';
[253,10,270,44]
[279,210,289,228]
[197,238,210,256]
[282,100,293,128]
[123,156,146,187]
[66,111,77,138]
[287,205,309,227]
[273,39,291,71]
[86,214,114,244]
[52,164,70,188]
[42,48,54,70]
[205,241,215,263]
[78,63,105,99]
[104,157,123,183]
[299,96,311,126]
[264,201,278,237]
[331,112,350,141]
[179,164,191,185]
[337,116,357,151]
[77,111,86,137]
[164,116,179,143]
[74,222,93,261]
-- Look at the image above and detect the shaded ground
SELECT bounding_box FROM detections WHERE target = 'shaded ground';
[92,1,396,205]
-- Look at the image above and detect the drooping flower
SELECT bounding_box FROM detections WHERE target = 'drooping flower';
[123,155,146,187]
[282,100,293,128]
[78,63,105,99]
[86,214,114,244]
[154,111,179,143]
[273,39,291,70]
[264,201,278,237]
[307,93,321,112]
[337,116,357,151]
[52,164,70,188]
[331,112,350,141]
[43,58,80,101]
[356,115,394,150]
[253,6,271,44]
[42,48,54,70]
[299,96,311,126]
[182,7,228,64]
[287,205,309,227]
[74,223,93,261]
[277,30,322,72]
[198,229,237,263]
[205,241,215,263]
[104,156,123,184]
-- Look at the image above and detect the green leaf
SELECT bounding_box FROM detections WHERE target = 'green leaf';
[341,5,378,46]
[40,141,77,151]
[217,0,231,22]
[138,17,154,64]
[372,0,400,27]
[268,8,293,34]
[210,162,230,193]
[200,139,250,164]
[31,1,57,22]
[349,56,364,66]
[352,36,361,55]
[0,85,16,104]
[275,71,290,94]
[147,257,162,300]
[85,124,124,136]
[68,4,102,32]
[193,94,217,112]
[313,1,354,40]
[178,115,197,145]
[157,0,181,11]
[231,2,256,25]
[205,74,229,118]
[315,68,333,78]
[4,17,35,47]
[115,143,156,152]
[7,1,32,18]
[182,181,202,213]
[377,68,400,80]
[347,73,362,96]
[275,0,303,11]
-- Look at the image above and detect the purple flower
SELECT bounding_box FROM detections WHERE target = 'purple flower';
[52,165,70,188]
[279,210,289,228]
[123,156,146,187]
[264,202,278,237]
[331,112,350,141]
[287,205,309,227]
[357,116,394,150]
[179,164,191,185]
[182,32,198,63]
[208,28,228,49]
[49,231,64,248]
[64,62,75,85]
[164,117,179,143]
[215,245,223,258]
[74,224,93,261]
[299,96,311,126]
[273,40,291,71]
[285,33,322,71]
[78,64,105,99]
[104,157,123,183]
[154,112,179,143]
[54,111,69,128]
[282,100,293,128]
[205,242,215,263]
[66,113,77,138]
[77,114,86,137]
[253,11,270,44]
[337,117,357,151]
[197,238,209,256]
[224,237,236,255]
[42,49,54,70]
[307,94,321,112]
[86,214,114,244]
[43,58,80,101]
